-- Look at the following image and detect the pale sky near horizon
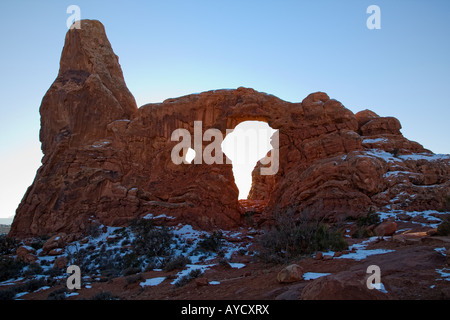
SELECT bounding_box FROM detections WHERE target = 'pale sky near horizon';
[0,0,449,219]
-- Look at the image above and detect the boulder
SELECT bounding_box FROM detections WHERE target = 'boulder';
[301,272,390,300]
[360,117,402,136]
[54,256,69,269]
[277,264,304,283]
[374,221,398,237]
[195,277,210,287]
[355,109,380,127]
[16,246,37,263]
[42,233,67,254]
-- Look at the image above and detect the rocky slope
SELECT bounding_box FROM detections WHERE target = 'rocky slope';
[1,209,450,300]
[9,19,450,243]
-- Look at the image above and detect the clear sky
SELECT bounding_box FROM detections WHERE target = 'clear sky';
[0,0,449,219]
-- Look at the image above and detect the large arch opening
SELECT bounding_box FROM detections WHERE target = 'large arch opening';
[221,121,277,200]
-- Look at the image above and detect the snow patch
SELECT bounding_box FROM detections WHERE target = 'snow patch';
[334,237,395,261]
[303,272,330,280]
[435,268,450,281]
[362,138,387,144]
[171,264,215,285]
[140,277,166,287]
[399,153,450,162]
[372,282,388,293]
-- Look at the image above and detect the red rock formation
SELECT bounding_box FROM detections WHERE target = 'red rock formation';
[9,20,450,238]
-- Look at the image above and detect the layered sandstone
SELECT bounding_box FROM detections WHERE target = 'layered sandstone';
[9,20,450,238]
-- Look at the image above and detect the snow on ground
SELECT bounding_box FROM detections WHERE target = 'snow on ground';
[372,282,388,293]
[170,264,215,285]
[378,210,446,228]
[303,272,330,280]
[362,138,388,144]
[435,268,450,281]
[140,277,166,287]
[398,153,450,162]
[321,237,395,261]
[362,149,450,163]
[434,247,447,256]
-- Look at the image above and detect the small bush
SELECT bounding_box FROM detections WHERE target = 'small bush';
[174,268,203,288]
[0,235,19,256]
[122,267,141,277]
[437,214,450,236]
[163,256,191,272]
[391,148,400,158]
[356,208,380,227]
[86,223,102,238]
[197,231,223,253]
[125,274,143,285]
[44,267,64,278]
[257,210,348,263]
[440,196,450,212]
[46,287,68,300]
[18,278,48,293]
[352,208,380,239]
[0,256,26,282]
[101,268,121,279]
[29,236,48,251]
[23,263,44,278]
[121,239,131,246]
[130,218,174,259]
[0,288,16,300]
[91,291,120,300]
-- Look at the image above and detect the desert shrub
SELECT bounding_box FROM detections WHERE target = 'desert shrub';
[121,239,131,246]
[101,268,121,279]
[257,210,347,263]
[44,267,64,278]
[86,223,102,238]
[120,252,141,270]
[352,208,380,239]
[197,231,223,253]
[0,235,19,256]
[356,208,380,227]
[23,263,43,278]
[440,196,450,212]
[218,258,231,268]
[46,287,68,300]
[90,291,119,300]
[437,214,450,236]
[174,268,203,288]
[0,288,16,300]
[244,211,257,226]
[17,278,48,293]
[130,218,174,259]
[125,273,143,285]
[29,236,48,251]
[0,256,26,282]
[163,255,191,272]
[391,148,400,158]
[122,266,141,276]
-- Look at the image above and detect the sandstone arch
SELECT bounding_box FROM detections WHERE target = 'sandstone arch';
[9,20,450,238]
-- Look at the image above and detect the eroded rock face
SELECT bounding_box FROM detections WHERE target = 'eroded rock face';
[9,20,450,238]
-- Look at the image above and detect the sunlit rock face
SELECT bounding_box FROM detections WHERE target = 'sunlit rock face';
[9,20,450,238]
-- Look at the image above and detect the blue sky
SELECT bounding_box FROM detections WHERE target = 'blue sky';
[0,0,449,219]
